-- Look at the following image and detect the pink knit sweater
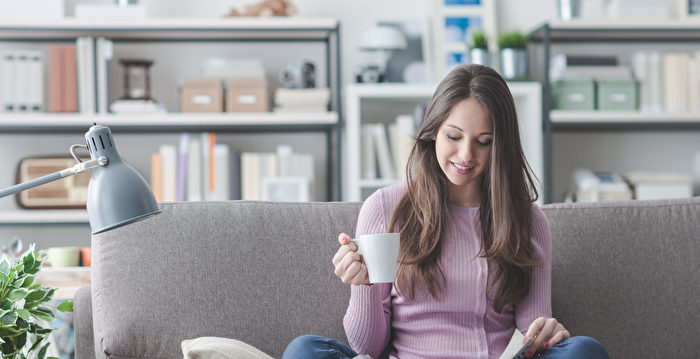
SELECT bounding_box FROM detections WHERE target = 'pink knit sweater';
[343,183,552,359]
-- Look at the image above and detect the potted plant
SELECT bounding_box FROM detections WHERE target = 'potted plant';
[498,30,529,80]
[0,244,72,359]
[467,30,492,67]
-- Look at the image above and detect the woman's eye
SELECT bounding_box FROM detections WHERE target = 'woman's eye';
[446,133,460,141]
[477,139,492,146]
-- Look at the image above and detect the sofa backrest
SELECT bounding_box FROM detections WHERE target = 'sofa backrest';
[543,198,700,359]
[91,201,361,359]
[90,198,700,359]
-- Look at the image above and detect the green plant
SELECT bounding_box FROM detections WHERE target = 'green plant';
[0,245,72,359]
[469,30,488,49]
[498,30,528,50]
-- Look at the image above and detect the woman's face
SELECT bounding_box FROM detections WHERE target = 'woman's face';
[433,97,493,201]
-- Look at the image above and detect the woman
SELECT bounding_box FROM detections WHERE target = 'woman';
[283,64,609,359]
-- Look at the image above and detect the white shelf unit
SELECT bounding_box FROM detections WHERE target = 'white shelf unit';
[344,82,542,203]
[0,18,342,229]
[529,21,700,202]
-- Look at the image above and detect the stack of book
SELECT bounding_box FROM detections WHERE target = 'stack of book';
[1,50,45,113]
[624,171,692,200]
[631,51,700,113]
[273,88,330,113]
[150,135,316,202]
[362,115,417,181]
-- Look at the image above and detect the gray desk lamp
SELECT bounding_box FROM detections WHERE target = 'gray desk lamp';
[0,124,160,234]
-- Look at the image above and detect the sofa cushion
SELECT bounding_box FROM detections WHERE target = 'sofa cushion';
[91,201,362,359]
[543,198,700,358]
[181,337,273,359]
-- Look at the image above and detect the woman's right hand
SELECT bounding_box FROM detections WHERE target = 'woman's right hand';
[332,233,370,286]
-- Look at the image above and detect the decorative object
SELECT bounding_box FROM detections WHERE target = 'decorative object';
[678,0,700,18]
[279,60,316,89]
[46,246,80,267]
[261,177,309,202]
[15,156,90,209]
[356,25,407,83]
[227,0,297,17]
[467,29,492,67]
[558,0,581,20]
[0,244,73,357]
[433,0,497,77]
[0,124,161,235]
[376,20,434,83]
[118,59,154,101]
[498,30,528,80]
[180,79,224,113]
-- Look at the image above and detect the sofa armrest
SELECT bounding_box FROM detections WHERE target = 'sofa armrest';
[74,285,95,359]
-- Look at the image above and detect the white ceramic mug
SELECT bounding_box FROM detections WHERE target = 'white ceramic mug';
[350,233,400,283]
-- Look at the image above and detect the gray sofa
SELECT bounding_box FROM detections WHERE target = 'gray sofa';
[74,198,700,359]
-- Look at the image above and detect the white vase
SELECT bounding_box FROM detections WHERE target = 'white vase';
[468,48,492,68]
[499,49,528,80]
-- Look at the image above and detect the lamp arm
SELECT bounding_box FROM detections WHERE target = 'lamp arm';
[0,156,108,199]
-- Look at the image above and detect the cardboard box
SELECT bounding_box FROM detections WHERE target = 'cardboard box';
[225,78,268,112]
[180,78,223,113]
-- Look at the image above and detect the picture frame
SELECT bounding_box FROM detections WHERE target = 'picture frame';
[432,0,498,78]
[678,0,700,18]
[261,176,310,202]
[377,19,435,84]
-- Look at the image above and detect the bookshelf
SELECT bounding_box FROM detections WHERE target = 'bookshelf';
[529,21,700,202]
[343,82,542,203]
[0,17,342,233]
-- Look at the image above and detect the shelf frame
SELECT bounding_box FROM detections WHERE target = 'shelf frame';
[0,17,343,207]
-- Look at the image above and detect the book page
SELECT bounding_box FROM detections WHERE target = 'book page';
[499,329,533,359]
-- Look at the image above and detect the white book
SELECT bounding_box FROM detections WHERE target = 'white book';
[200,132,211,201]
[212,144,230,201]
[27,51,43,112]
[647,51,663,113]
[15,51,30,112]
[84,37,95,114]
[631,51,649,112]
[77,37,95,114]
[371,123,396,180]
[241,152,261,200]
[159,144,177,202]
[1,51,15,112]
[361,124,377,180]
[388,115,415,180]
[187,137,202,201]
[96,37,113,114]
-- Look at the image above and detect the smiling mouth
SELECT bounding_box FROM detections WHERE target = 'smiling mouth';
[451,162,474,171]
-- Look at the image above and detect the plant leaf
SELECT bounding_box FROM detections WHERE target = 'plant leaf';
[0,325,22,336]
[27,283,41,291]
[38,342,49,359]
[20,275,34,288]
[8,288,28,301]
[0,259,9,276]
[28,309,54,323]
[22,254,34,273]
[14,331,27,352]
[23,290,47,303]
[0,272,8,285]
[15,309,30,322]
[0,312,17,325]
[56,301,73,313]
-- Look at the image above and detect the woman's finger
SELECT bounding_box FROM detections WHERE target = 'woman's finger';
[341,260,363,283]
[524,317,546,344]
[335,251,362,280]
[543,327,571,349]
[349,262,369,285]
[528,318,558,357]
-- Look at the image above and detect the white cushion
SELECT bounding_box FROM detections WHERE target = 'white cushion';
[181,337,274,359]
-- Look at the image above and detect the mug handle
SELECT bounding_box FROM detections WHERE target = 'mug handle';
[349,239,362,256]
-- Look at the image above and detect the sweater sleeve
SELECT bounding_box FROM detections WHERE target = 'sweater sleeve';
[343,189,393,358]
[515,205,553,334]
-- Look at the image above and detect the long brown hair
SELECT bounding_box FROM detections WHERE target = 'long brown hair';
[388,64,539,312]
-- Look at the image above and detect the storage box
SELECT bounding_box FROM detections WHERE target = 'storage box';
[225,78,268,112]
[597,76,637,111]
[552,76,596,110]
[180,78,223,113]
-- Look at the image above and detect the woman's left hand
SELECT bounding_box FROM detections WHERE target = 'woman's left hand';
[523,317,571,358]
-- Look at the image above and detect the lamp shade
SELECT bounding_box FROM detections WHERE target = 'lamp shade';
[359,25,407,51]
[85,125,160,234]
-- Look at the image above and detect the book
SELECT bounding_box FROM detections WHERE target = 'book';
[1,51,15,112]
[229,149,242,200]
[176,133,189,202]
[499,329,533,359]
[150,153,163,202]
[625,171,692,200]
[96,37,113,114]
[63,45,78,112]
[361,124,377,180]
[241,152,261,200]
[159,144,177,202]
[48,46,64,112]
[27,50,43,112]
[186,137,202,201]
[110,99,166,113]
[388,115,415,180]
[212,144,230,201]
[15,51,29,112]
[371,123,396,180]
